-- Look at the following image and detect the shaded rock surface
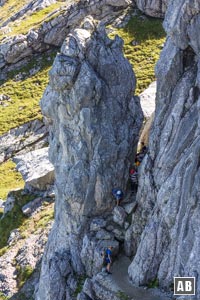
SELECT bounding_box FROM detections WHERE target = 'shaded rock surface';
[35,16,143,300]
[128,1,200,298]
[0,119,48,163]
[13,147,54,191]
[135,0,168,18]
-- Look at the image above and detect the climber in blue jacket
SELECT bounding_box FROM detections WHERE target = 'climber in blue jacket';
[112,188,123,206]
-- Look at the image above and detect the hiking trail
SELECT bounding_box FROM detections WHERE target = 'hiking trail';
[111,255,172,300]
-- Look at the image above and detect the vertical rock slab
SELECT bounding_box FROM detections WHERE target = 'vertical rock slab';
[135,0,169,18]
[36,17,143,300]
[128,1,200,298]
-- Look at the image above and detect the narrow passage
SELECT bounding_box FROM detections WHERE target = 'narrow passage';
[112,255,172,300]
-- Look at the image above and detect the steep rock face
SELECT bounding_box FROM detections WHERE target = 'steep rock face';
[36,17,143,300]
[128,0,200,298]
[135,0,168,18]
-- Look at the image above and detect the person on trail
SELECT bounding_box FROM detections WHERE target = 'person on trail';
[129,168,138,192]
[105,246,113,274]
[112,188,123,206]
[134,157,140,168]
[140,142,148,155]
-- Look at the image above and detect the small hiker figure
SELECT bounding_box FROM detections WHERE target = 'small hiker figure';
[140,142,148,155]
[134,157,141,169]
[129,168,138,192]
[112,188,123,206]
[105,246,113,274]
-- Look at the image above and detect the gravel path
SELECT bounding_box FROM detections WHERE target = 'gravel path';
[112,255,172,300]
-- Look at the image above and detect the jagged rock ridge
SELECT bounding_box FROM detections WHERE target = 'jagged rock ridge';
[35,16,143,300]
[128,1,200,298]
[0,0,132,79]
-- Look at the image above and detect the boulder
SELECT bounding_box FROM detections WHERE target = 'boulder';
[13,147,54,191]
[21,197,43,216]
[83,273,123,300]
[90,218,107,232]
[112,206,127,227]
[123,201,137,215]
[0,119,48,163]
[7,229,21,246]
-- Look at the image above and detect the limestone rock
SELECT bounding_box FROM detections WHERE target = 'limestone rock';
[80,234,119,277]
[128,1,200,297]
[90,218,107,232]
[113,206,127,227]
[13,147,54,191]
[0,0,132,77]
[83,273,124,300]
[0,119,48,163]
[0,199,4,208]
[123,201,137,215]
[136,0,169,18]
[139,112,154,147]
[21,197,44,216]
[35,17,143,300]
[7,229,21,246]
[2,193,16,215]
[139,81,156,119]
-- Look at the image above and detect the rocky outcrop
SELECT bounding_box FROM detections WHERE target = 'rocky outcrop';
[1,0,57,27]
[128,1,200,298]
[0,0,132,78]
[0,119,48,163]
[35,16,143,300]
[0,223,52,298]
[13,147,54,191]
[135,0,169,18]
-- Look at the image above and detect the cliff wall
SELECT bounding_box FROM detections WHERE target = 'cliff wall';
[128,1,200,298]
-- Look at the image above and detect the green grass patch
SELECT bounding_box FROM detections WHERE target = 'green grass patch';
[0,292,9,300]
[0,2,64,40]
[147,278,159,288]
[0,50,57,135]
[0,160,24,200]
[109,15,165,94]
[16,264,34,288]
[0,190,35,250]
[73,275,87,297]
[116,291,131,300]
[33,206,54,230]
[0,0,28,24]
